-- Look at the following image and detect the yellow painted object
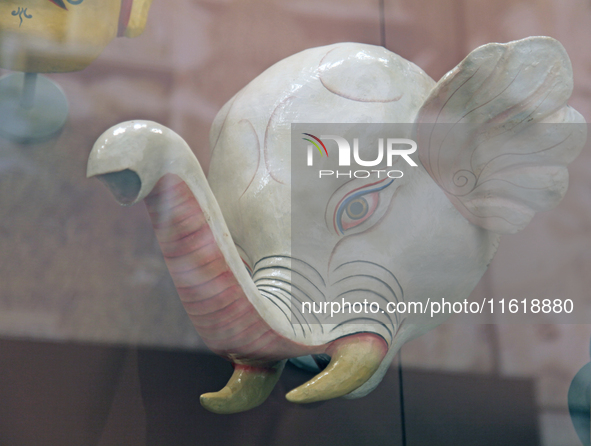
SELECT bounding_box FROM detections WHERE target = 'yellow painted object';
[0,0,153,73]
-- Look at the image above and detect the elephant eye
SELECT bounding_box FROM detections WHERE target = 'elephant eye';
[334,179,393,234]
[340,193,378,231]
[346,198,368,219]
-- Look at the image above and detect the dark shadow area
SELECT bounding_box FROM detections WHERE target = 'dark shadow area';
[0,338,540,446]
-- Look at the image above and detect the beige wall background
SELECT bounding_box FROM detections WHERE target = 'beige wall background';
[1,1,590,444]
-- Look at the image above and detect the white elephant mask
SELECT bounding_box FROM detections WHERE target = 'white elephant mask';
[87,36,586,414]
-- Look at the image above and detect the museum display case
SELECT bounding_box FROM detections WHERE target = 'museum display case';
[0,1,590,445]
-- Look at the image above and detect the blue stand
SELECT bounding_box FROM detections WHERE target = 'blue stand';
[0,72,68,143]
[569,339,591,446]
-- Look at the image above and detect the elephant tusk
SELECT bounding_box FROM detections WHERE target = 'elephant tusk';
[200,360,287,414]
[286,333,387,404]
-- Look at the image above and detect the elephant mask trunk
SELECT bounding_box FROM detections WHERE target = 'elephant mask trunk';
[86,121,308,362]
[87,121,388,413]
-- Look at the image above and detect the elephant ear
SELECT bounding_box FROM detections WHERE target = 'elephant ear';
[416,36,587,234]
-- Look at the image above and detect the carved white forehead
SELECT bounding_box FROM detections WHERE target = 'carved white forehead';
[210,43,434,188]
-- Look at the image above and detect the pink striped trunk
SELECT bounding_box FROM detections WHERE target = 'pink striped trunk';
[143,174,322,364]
